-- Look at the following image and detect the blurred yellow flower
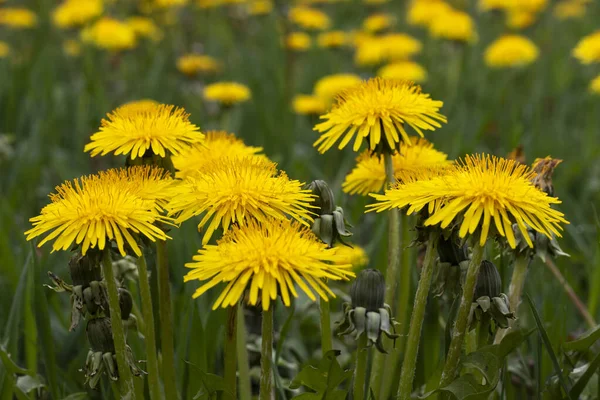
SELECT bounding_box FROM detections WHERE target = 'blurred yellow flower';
[430,9,476,42]
[573,31,600,64]
[314,78,446,153]
[154,0,189,8]
[63,40,81,57]
[317,31,348,48]
[478,0,506,10]
[362,13,394,33]
[354,33,421,66]
[484,35,539,68]
[204,82,251,105]
[377,61,427,83]
[407,0,451,28]
[172,131,265,179]
[342,138,450,195]
[506,10,535,29]
[364,0,389,3]
[292,95,328,115]
[177,54,220,76]
[590,75,600,94]
[0,8,38,29]
[314,73,362,104]
[85,103,204,159]
[286,32,312,51]
[506,0,547,14]
[289,6,331,30]
[553,1,586,19]
[127,16,162,41]
[248,0,273,15]
[81,17,137,51]
[53,0,103,29]
[0,41,10,58]
[332,245,369,269]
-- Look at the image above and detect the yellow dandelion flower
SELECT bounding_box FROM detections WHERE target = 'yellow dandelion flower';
[177,54,220,76]
[484,35,539,68]
[332,245,369,269]
[590,74,600,94]
[384,33,422,60]
[314,73,362,104]
[0,8,37,29]
[478,0,507,11]
[84,103,204,159]
[553,1,586,20]
[377,61,427,83]
[292,95,328,115]
[314,78,446,154]
[154,0,189,8]
[116,99,160,114]
[430,9,476,42]
[506,0,547,14]
[506,10,536,29]
[342,138,450,195]
[286,32,312,51]
[248,0,273,15]
[0,41,10,58]
[407,0,451,28]
[184,219,354,310]
[168,157,316,244]
[204,82,251,105]
[368,154,569,248]
[317,31,348,48]
[362,13,395,33]
[113,165,175,211]
[289,6,331,30]
[172,131,265,178]
[52,0,103,29]
[25,168,172,257]
[81,17,137,51]
[573,31,600,65]
[354,36,387,66]
[127,16,162,41]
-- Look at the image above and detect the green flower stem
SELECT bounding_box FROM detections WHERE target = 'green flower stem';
[237,304,252,400]
[223,306,238,400]
[157,239,178,400]
[397,231,438,400]
[370,151,402,397]
[495,253,531,344]
[319,297,333,354]
[259,307,274,400]
[102,248,136,399]
[137,254,161,400]
[353,334,369,400]
[380,213,412,400]
[439,242,485,388]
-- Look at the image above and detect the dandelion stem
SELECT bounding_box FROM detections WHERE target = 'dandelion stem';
[319,297,333,354]
[439,242,485,388]
[102,248,136,399]
[223,306,238,400]
[237,304,252,400]
[259,307,274,400]
[370,151,402,396]
[137,253,161,400]
[157,239,178,400]
[353,334,369,400]
[397,231,438,400]
[495,253,531,343]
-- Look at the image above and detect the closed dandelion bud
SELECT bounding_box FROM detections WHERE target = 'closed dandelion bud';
[307,179,335,215]
[437,234,469,266]
[69,252,102,287]
[350,269,385,312]
[474,260,502,299]
[87,318,116,354]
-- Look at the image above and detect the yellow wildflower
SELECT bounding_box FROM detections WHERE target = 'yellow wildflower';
[314,73,362,104]
[289,6,331,30]
[0,8,37,29]
[204,82,251,105]
[573,31,600,64]
[377,61,427,83]
[81,17,137,51]
[292,95,328,115]
[484,35,539,68]
[177,54,220,76]
[53,0,103,29]
[286,32,312,51]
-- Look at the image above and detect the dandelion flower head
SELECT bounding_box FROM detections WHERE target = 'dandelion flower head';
[368,154,569,248]
[377,61,427,83]
[317,31,348,48]
[248,0,273,15]
[343,138,451,195]
[591,74,600,94]
[354,33,421,66]
[0,41,10,58]
[484,35,539,68]
[52,0,103,29]
[429,9,476,42]
[506,10,536,29]
[168,157,316,244]
[362,13,395,33]
[573,31,600,64]
[85,103,204,159]
[81,17,137,51]
[292,95,328,115]
[407,0,451,28]
[332,244,369,269]
[289,6,331,30]
[177,54,220,76]
[127,16,162,41]
[314,73,362,104]
[184,219,354,310]
[553,1,586,20]
[204,82,251,105]
[286,32,312,51]
[0,8,38,29]
[314,78,446,154]
[25,167,172,257]
[172,131,265,179]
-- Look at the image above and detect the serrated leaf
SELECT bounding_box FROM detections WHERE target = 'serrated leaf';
[563,325,600,352]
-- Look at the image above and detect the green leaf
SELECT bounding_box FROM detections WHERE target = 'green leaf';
[0,346,32,376]
[525,294,573,399]
[563,325,600,352]
[60,393,89,400]
[290,350,351,399]
[569,350,600,399]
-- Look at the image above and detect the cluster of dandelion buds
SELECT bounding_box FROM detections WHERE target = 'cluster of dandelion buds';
[306,180,352,247]
[46,249,143,388]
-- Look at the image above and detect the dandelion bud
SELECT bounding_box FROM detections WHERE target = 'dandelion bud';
[307,180,335,215]
[531,157,562,197]
[69,252,102,287]
[474,260,502,299]
[86,317,116,354]
[437,234,469,266]
[118,288,133,320]
[350,269,385,312]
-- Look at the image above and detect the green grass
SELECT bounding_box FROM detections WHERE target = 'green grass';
[1,0,600,399]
